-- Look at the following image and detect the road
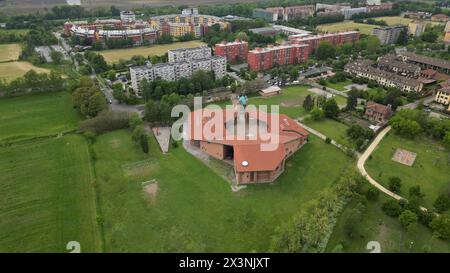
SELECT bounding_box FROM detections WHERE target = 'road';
[357,126,428,212]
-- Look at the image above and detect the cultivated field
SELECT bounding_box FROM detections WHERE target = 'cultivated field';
[0,61,51,82]
[376,16,442,27]
[0,92,81,142]
[0,44,22,62]
[93,130,353,252]
[97,41,207,63]
[317,20,376,35]
[365,133,450,208]
[0,135,101,252]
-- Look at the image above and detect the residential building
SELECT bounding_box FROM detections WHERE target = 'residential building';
[265,7,285,21]
[247,44,309,71]
[342,7,367,20]
[445,21,450,32]
[344,59,423,93]
[398,52,450,74]
[214,40,248,63]
[289,31,360,54]
[431,14,449,22]
[248,27,279,36]
[364,101,393,124]
[408,20,427,37]
[120,10,136,23]
[372,24,407,45]
[186,108,309,184]
[272,25,311,36]
[252,8,278,22]
[366,0,381,5]
[444,32,450,45]
[182,8,199,15]
[315,3,351,13]
[366,2,393,13]
[168,46,212,62]
[377,55,421,77]
[259,86,282,97]
[435,87,450,107]
[167,22,193,37]
[284,5,315,20]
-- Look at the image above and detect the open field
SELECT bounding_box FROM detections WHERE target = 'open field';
[304,118,349,145]
[0,29,30,36]
[317,21,376,35]
[327,194,450,253]
[365,133,450,208]
[0,44,21,62]
[93,130,353,252]
[0,135,101,252]
[376,16,442,27]
[97,41,207,63]
[325,79,353,92]
[0,92,81,142]
[0,61,51,82]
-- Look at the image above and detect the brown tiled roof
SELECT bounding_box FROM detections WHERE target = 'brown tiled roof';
[365,101,392,115]
[378,55,421,73]
[402,52,450,70]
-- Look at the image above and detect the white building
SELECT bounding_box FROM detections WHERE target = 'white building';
[342,7,367,20]
[120,10,136,23]
[168,46,212,62]
[182,8,199,15]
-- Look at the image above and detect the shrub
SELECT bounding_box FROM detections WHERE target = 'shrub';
[325,137,331,144]
[83,131,97,143]
[129,112,143,130]
[382,199,403,217]
[433,194,450,213]
[388,176,402,193]
[398,210,418,229]
[365,187,380,202]
[80,110,129,135]
[430,215,450,240]
[140,134,149,154]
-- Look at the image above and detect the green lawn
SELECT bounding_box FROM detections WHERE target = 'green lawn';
[325,80,353,92]
[0,135,101,252]
[327,194,450,253]
[0,92,81,142]
[365,133,450,208]
[93,130,353,252]
[304,118,349,145]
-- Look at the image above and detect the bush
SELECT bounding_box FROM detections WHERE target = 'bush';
[430,215,450,240]
[365,187,380,202]
[129,112,143,130]
[80,110,129,135]
[172,140,179,148]
[382,199,403,217]
[132,125,146,142]
[388,176,402,193]
[325,137,331,144]
[140,134,149,154]
[83,131,97,143]
[409,185,425,199]
[433,194,450,213]
[398,210,418,229]
[310,107,325,121]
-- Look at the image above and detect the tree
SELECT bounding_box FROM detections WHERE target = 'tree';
[309,107,324,121]
[397,29,408,45]
[388,176,402,193]
[71,77,107,117]
[390,115,422,139]
[346,89,358,111]
[324,98,339,118]
[444,131,450,148]
[382,199,403,217]
[129,112,142,130]
[236,32,249,42]
[303,94,314,112]
[398,210,418,229]
[409,185,425,199]
[421,31,438,43]
[366,187,380,201]
[430,215,450,240]
[132,125,145,142]
[343,202,366,238]
[140,133,149,154]
[433,194,450,213]
[50,50,63,64]
[316,41,336,60]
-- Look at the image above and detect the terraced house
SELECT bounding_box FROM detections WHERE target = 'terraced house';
[344,59,423,93]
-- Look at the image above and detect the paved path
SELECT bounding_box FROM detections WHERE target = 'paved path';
[151,127,171,154]
[357,126,428,212]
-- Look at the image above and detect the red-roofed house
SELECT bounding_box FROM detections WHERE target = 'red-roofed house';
[186,108,309,184]
[364,101,393,124]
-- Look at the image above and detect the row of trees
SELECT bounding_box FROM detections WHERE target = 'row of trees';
[0,70,64,96]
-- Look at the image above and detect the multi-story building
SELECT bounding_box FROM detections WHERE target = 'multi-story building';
[252,8,278,22]
[435,88,450,108]
[168,46,212,62]
[364,101,393,124]
[120,10,136,23]
[367,2,393,13]
[408,20,427,37]
[272,25,311,36]
[247,44,309,71]
[130,55,227,90]
[214,40,248,63]
[166,22,193,37]
[398,52,450,74]
[289,31,360,54]
[342,7,367,20]
[182,8,199,15]
[377,55,421,77]
[372,24,407,45]
[284,5,315,20]
[344,59,423,93]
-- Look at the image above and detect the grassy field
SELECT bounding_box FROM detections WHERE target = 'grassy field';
[317,20,376,35]
[0,29,30,36]
[304,118,349,145]
[325,79,353,92]
[0,135,101,252]
[93,130,353,252]
[365,133,450,208]
[327,194,450,253]
[376,16,442,27]
[0,43,21,62]
[0,61,51,82]
[97,40,207,63]
[0,92,81,142]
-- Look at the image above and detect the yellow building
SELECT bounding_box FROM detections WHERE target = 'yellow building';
[169,22,192,37]
[408,20,427,37]
[435,88,450,107]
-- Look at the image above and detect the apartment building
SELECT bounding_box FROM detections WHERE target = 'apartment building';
[372,25,407,45]
[167,22,193,37]
[120,10,136,23]
[289,31,360,54]
[247,44,309,71]
[408,20,427,37]
[168,46,212,62]
[435,88,450,107]
[366,2,393,13]
[214,40,248,63]
[344,59,423,93]
[284,5,315,20]
[252,8,278,22]
[342,7,367,20]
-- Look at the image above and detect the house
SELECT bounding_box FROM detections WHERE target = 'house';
[435,87,450,108]
[186,108,309,184]
[431,14,449,22]
[364,101,393,124]
[259,86,281,97]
